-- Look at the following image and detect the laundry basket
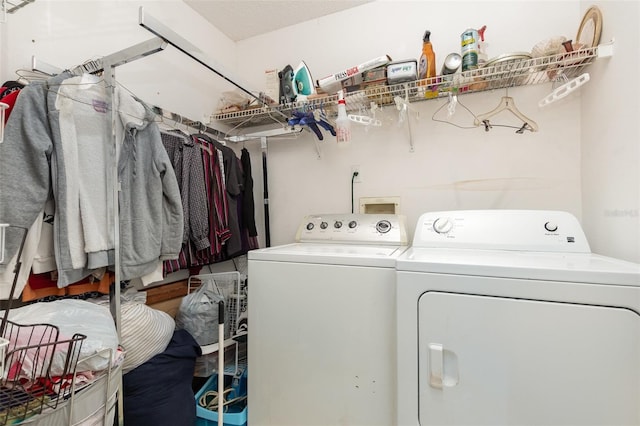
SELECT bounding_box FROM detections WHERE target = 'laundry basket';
[195,371,248,426]
[0,320,86,425]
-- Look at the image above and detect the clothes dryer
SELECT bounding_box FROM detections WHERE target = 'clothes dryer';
[396,210,640,426]
[248,214,408,426]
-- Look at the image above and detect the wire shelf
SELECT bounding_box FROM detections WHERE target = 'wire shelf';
[0,321,86,425]
[211,45,604,128]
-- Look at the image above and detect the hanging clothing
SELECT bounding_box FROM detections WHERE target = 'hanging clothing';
[0,71,183,286]
[196,136,231,262]
[241,148,258,238]
[160,130,210,251]
[160,134,261,275]
[0,81,24,124]
[195,134,244,257]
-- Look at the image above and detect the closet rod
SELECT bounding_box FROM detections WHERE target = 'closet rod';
[138,6,289,121]
[151,106,226,140]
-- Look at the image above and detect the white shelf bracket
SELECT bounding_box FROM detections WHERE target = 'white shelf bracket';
[597,39,615,58]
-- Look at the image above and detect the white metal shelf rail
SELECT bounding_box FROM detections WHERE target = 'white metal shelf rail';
[211,42,614,128]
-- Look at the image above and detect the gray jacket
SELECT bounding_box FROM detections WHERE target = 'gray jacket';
[0,71,183,285]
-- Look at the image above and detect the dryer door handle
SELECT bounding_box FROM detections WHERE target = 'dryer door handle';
[428,343,444,389]
[428,343,459,389]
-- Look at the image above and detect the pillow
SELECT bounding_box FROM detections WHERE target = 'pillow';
[121,302,175,373]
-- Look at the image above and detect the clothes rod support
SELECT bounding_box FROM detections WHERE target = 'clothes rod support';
[138,6,288,121]
[5,0,34,14]
[31,56,63,76]
[99,37,168,426]
[101,37,167,71]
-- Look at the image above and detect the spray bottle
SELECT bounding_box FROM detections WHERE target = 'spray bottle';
[477,25,488,67]
[418,30,437,98]
[335,90,351,146]
[418,30,436,80]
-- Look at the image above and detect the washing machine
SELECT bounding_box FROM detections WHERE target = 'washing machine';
[248,213,408,426]
[396,210,640,426]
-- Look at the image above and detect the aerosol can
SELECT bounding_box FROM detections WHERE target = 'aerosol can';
[461,28,479,71]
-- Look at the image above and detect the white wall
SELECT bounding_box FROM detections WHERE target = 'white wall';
[580,0,640,263]
[2,1,637,263]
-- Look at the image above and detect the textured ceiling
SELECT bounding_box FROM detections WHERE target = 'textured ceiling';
[184,0,372,42]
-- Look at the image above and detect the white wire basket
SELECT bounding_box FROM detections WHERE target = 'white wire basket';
[0,321,86,425]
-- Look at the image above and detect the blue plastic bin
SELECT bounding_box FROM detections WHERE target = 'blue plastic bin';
[195,372,247,426]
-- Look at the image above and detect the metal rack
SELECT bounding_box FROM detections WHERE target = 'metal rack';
[211,43,613,128]
[0,321,86,425]
[0,0,34,22]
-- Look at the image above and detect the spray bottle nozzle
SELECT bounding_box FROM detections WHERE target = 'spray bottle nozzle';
[478,25,487,42]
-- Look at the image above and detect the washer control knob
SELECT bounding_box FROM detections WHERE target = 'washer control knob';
[306,222,314,231]
[376,220,392,234]
[544,222,558,232]
[320,221,328,230]
[334,221,343,229]
[433,218,453,234]
[348,220,358,229]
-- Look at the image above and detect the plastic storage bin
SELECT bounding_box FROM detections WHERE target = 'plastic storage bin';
[195,372,247,426]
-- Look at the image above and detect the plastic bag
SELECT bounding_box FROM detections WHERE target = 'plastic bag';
[176,278,231,376]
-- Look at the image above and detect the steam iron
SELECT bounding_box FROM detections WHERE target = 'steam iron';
[293,61,314,101]
[279,64,295,104]
[279,61,315,104]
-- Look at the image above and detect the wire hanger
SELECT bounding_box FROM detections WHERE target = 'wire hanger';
[474,89,538,133]
[432,91,478,129]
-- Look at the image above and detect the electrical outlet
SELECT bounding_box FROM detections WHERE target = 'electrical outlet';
[351,165,362,183]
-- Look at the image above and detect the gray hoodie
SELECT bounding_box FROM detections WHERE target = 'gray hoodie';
[0,71,183,285]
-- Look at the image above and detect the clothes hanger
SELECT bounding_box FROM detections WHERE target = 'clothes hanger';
[538,73,590,108]
[432,91,478,129]
[474,90,538,132]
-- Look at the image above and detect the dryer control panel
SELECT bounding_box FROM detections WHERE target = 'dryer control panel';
[296,214,408,245]
[413,210,591,253]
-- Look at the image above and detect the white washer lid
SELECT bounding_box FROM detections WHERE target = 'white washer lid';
[397,247,640,286]
[248,243,408,268]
